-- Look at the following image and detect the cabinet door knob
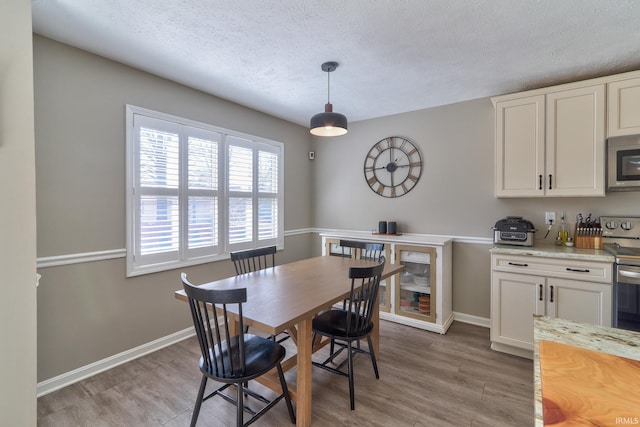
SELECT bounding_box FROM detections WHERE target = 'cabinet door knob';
[548,174,553,190]
[539,284,543,301]
[538,175,543,190]
[549,285,554,303]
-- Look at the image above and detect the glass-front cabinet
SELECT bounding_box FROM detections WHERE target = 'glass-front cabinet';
[394,245,436,323]
[321,231,452,334]
[324,238,392,312]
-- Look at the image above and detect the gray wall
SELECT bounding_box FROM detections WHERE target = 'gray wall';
[34,34,640,384]
[1,0,38,423]
[34,36,313,381]
[310,97,640,318]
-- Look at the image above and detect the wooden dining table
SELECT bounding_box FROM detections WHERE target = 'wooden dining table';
[174,255,404,427]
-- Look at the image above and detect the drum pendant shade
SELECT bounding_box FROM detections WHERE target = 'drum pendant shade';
[310,62,348,137]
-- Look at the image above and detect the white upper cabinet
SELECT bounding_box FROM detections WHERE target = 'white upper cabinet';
[494,82,606,198]
[545,85,605,197]
[495,95,545,197]
[607,76,640,137]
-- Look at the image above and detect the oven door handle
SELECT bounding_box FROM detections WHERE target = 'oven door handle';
[619,270,640,279]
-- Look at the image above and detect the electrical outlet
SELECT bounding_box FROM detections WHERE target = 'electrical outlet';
[545,211,556,225]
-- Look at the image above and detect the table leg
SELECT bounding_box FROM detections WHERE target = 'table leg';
[296,317,313,427]
[371,294,380,355]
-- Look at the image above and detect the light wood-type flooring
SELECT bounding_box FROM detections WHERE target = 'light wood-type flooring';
[38,321,534,426]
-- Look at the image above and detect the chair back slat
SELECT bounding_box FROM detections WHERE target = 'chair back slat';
[182,273,248,378]
[339,240,384,261]
[345,257,385,334]
[230,246,276,275]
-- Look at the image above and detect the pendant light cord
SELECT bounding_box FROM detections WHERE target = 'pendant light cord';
[326,70,331,104]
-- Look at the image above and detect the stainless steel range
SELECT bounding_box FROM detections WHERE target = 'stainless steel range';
[601,216,640,332]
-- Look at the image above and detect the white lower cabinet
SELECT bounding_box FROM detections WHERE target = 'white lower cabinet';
[490,251,612,358]
[322,231,453,334]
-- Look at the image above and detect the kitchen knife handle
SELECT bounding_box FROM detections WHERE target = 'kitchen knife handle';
[539,284,543,301]
[566,267,590,273]
[538,174,542,190]
[549,285,554,303]
[548,174,552,190]
[508,262,528,267]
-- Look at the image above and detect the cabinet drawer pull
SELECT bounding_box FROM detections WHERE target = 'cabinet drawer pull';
[539,284,543,301]
[566,267,590,273]
[508,262,529,267]
[549,285,554,303]
[538,174,543,190]
[548,174,552,190]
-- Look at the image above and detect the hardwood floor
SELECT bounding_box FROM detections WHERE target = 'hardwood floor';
[38,321,534,426]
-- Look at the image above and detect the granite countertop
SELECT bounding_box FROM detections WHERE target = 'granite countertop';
[533,316,640,426]
[491,243,614,263]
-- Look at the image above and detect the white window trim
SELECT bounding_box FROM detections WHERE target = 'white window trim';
[125,105,284,277]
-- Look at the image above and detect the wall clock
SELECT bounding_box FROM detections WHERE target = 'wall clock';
[363,136,423,198]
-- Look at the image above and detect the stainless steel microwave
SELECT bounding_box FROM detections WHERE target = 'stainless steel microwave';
[607,135,640,192]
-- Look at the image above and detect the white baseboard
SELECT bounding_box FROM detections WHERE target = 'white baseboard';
[37,326,195,397]
[453,312,490,328]
[37,311,490,397]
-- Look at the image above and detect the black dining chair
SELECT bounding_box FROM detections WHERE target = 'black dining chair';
[338,240,384,261]
[230,245,276,275]
[311,257,385,410]
[337,240,385,316]
[229,246,289,343]
[181,273,296,427]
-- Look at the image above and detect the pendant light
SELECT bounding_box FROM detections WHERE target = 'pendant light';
[310,61,348,136]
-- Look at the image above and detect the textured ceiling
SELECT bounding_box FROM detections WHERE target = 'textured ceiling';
[31,0,640,128]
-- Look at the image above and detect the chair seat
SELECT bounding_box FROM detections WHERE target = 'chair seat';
[312,309,373,339]
[200,334,286,382]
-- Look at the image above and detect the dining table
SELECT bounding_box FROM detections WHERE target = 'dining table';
[174,255,404,427]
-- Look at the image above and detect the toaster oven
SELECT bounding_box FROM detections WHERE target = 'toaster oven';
[493,216,536,246]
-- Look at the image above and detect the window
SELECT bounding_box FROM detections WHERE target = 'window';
[126,105,283,276]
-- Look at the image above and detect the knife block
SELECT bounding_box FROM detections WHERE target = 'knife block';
[574,226,603,249]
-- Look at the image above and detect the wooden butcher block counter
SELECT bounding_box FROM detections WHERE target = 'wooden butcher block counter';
[533,316,640,426]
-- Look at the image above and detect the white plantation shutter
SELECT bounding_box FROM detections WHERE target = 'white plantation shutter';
[228,140,253,245]
[186,131,219,256]
[258,150,278,241]
[226,137,281,251]
[135,117,180,265]
[126,105,283,276]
